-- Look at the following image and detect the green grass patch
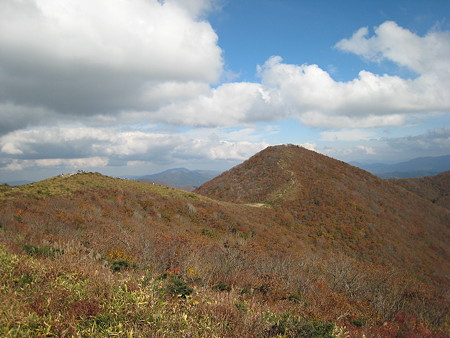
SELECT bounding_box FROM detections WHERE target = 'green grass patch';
[23,244,63,258]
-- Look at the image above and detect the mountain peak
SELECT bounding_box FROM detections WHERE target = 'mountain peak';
[195,144,364,204]
[196,144,450,281]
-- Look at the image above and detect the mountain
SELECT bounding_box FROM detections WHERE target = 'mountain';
[1,147,449,336]
[351,154,450,178]
[391,171,450,211]
[133,168,220,191]
[196,145,449,280]
[1,179,33,186]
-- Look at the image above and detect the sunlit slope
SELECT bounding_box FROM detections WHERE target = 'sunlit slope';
[196,145,450,282]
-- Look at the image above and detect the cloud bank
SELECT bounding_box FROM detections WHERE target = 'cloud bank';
[0,126,268,172]
[0,0,222,127]
[0,0,449,176]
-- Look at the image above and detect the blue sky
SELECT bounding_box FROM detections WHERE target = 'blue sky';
[0,0,449,183]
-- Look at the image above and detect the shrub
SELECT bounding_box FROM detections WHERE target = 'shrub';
[166,277,193,298]
[234,301,248,312]
[18,273,34,287]
[201,228,215,238]
[110,259,136,272]
[213,282,231,292]
[269,313,334,337]
[350,317,367,327]
[286,293,302,303]
[23,244,63,258]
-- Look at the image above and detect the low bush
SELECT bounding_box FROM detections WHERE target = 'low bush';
[269,312,334,337]
[166,276,193,298]
[23,244,63,258]
[212,281,231,292]
[110,259,136,272]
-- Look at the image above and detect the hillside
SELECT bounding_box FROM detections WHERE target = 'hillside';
[390,171,450,211]
[0,150,449,336]
[195,145,450,281]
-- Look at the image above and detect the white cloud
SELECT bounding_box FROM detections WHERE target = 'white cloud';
[2,12,449,135]
[0,0,222,132]
[166,0,220,18]
[320,144,376,159]
[321,127,449,162]
[154,82,282,127]
[155,20,450,129]
[299,143,318,151]
[0,0,221,81]
[384,127,450,154]
[321,129,374,141]
[356,145,376,155]
[298,112,407,129]
[257,52,449,127]
[335,21,450,75]
[4,157,108,171]
[174,139,268,161]
[0,126,268,170]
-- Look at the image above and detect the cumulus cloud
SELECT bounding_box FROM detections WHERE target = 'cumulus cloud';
[257,52,449,127]
[384,127,450,155]
[356,145,376,155]
[0,103,60,135]
[0,0,222,133]
[321,129,374,142]
[0,126,268,171]
[149,21,450,129]
[2,9,449,134]
[5,157,109,171]
[166,0,221,18]
[154,82,282,127]
[320,127,449,162]
[299,143,318,152]
[335,21,450,75]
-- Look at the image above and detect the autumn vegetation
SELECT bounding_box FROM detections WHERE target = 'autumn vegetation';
[0,145,448,337]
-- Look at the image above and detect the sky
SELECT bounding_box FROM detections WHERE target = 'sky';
[1,0,450,183]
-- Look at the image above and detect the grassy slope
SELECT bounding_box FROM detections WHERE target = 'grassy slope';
[0,168,449,336]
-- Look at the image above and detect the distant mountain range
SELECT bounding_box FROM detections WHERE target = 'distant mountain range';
[350,154,450,178]
[1,179,32,186]
[3,154,449,187]
[131,168,220,191]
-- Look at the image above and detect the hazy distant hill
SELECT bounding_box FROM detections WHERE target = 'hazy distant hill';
[351,154,450,178]
[1,179,33,186]
[133,168,220,191]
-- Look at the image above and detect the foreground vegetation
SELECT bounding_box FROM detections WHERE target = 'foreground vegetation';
[0,239,348,337]
[1,237,443,337]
